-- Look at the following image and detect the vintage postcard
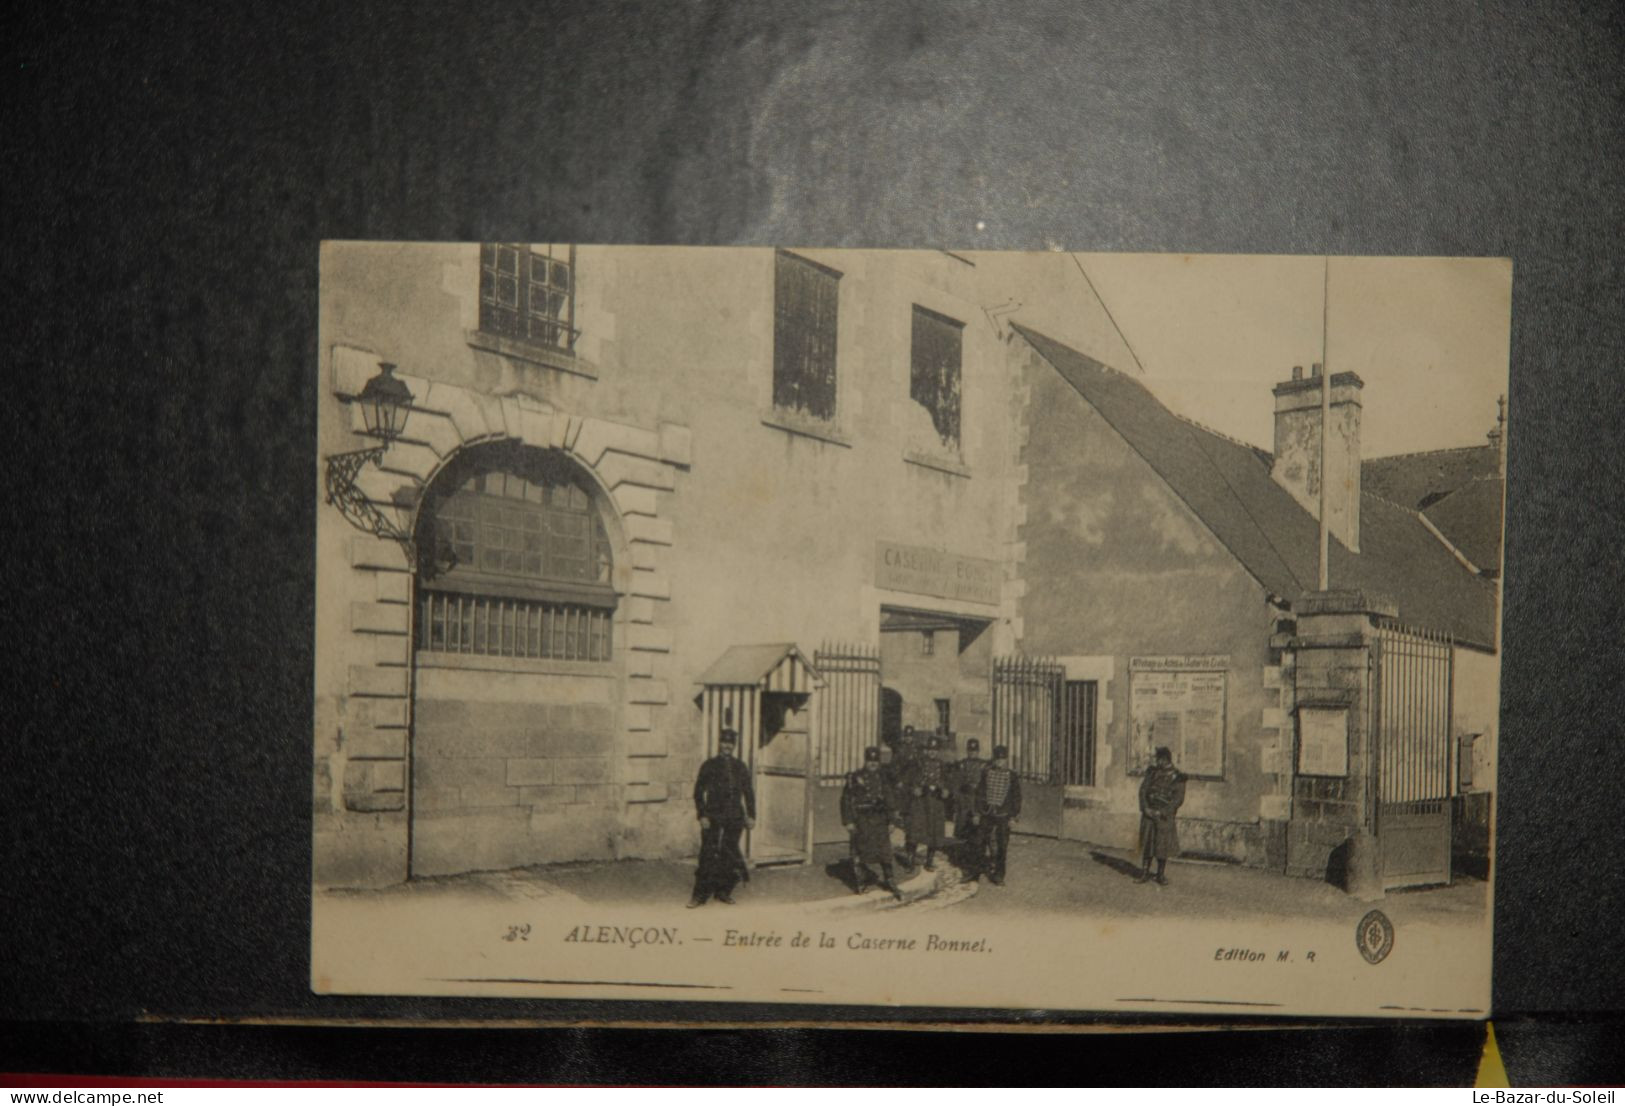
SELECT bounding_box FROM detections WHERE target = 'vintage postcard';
[311,245,1507,1019]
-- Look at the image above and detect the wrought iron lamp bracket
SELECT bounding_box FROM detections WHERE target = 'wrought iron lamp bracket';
[325,445,416,564]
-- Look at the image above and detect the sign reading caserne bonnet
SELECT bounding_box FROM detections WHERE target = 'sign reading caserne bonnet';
[874,541,1002,606]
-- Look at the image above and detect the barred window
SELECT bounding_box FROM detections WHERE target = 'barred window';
[773,250,840,421]
[419,593,612,662]
[911,305,963,450]
[417,445,614,660]
[479,243,577,351]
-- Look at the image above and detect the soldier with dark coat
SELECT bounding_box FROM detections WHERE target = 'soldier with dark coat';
[885,725,920,854]
[840,746,902,898]
[1136,746,1187,885]
[950,737,989,868]
[973,744,1022,885]
[689,729,755,907]
[904,735,952,871]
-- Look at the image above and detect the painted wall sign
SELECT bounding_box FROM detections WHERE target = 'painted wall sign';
[1130,662,1227,778]
[1297,706,1350,777]
[1129,654,1230,672]
[874,541,1002,606]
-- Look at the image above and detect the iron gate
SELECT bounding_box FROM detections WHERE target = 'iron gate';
[811,642,881,844]
[1373,620,1455,888]
[992,655,1066,836]
[813,641,881,785]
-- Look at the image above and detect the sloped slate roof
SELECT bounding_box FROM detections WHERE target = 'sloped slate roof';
[1015,324,1499,648]
[695,643,823,689]
[1364,443,1499,509]
[1423,476,1506,573]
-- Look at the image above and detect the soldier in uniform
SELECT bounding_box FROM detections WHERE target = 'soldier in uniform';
[904,735,952,871]
[886,725,920,862]
[1136,745,1186,885]
[689,729,755,908]
[973,744,1022,885]
[950,737,989,875]
[840,746,902,899]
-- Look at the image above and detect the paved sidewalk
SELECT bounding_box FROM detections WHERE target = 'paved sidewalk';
[954,835,1487,928]
[324,834,1486,930]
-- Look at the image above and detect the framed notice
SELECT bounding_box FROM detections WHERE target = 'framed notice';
[1297,706,1350,777]
[1129,656,1228,778]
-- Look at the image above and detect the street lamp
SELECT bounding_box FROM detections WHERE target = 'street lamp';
[356,360,414,441]
[325,361,418,560]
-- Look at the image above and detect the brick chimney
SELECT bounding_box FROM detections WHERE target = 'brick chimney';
[1271,363,1364,552]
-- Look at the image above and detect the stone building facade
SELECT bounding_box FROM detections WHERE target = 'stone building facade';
[314,244,1501,892]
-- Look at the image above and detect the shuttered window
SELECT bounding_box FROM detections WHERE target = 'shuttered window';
[910,305,963,449]
[773,251,840,421]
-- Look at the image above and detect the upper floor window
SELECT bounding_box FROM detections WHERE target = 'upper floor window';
[910,305,963,451]
[480,243,577,352]
[773,250,840,421]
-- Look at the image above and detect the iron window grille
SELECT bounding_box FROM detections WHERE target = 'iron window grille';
[772,250,840,421]
[1060,680,1099,787]
[418,592,612,662]
[910,305,964,450]
[416,447,615,660]
[479,243,579,352]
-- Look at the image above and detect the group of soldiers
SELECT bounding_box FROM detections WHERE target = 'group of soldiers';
[839,725,1022,898]
[688,723,1184,908]
[686,723,1022,908]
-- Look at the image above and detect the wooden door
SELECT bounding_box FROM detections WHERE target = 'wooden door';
[751,692,812,865]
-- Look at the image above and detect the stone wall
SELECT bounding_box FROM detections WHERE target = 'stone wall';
[1282,591,1385,880]
[412,664,621,875]
[313,341,692,886]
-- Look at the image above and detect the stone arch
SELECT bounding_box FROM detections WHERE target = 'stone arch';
[327,347,692,878]
[409,438,634,606]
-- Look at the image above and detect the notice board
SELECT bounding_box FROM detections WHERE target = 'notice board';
[1297,706,1351,777]
[1129,656,1228,778]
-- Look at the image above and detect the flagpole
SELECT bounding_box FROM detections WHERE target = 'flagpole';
[1318,257,1330,591]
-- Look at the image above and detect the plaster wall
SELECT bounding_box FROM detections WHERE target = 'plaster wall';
[877,624,997,743]
[1012,343,1288,865]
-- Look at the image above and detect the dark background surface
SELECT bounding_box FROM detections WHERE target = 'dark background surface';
[3,0,1621,1086]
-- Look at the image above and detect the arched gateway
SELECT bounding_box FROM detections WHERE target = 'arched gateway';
[316,347,691,886]
[410,442,631,876]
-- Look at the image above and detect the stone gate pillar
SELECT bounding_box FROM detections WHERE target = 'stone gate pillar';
[1284,588,1395,895]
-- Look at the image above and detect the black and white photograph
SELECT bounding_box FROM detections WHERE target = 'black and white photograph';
[310,243,1507,1018]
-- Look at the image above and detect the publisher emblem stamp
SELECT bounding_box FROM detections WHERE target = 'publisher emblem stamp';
[1356,909,1395,964]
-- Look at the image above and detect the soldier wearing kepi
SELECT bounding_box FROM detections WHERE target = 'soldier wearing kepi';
[887,725,921,861]
[689,729,755,908]
[973,744,1022,885]
[950,737,989,874]
[840,746,903,899]
[904,735,952,871]
[1136,745,1186,885]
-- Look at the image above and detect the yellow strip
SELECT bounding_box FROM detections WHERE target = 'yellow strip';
[1476,1021,1511,1088]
